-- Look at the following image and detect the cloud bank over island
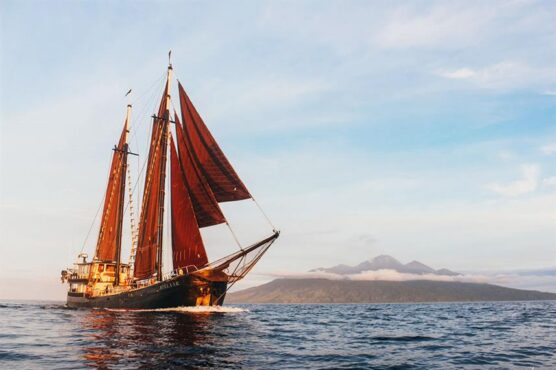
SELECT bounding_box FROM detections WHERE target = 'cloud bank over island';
[265,255,556,293]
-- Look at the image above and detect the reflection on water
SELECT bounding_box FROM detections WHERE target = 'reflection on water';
[80,308,250,368]
[1,301,556,369]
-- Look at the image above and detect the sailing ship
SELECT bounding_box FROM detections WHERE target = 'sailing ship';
[61,58,279,308]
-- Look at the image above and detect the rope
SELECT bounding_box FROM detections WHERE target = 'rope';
[226,222,243,250]
[252,196,276,231]
[80,193,105,254]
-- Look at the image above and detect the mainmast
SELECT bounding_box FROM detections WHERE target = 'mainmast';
[156,64,172,280]
[134,61,172,281]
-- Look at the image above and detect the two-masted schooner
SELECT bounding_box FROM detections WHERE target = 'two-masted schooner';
[61,58,279,308]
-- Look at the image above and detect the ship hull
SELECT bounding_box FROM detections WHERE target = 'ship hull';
[66,274,227,309]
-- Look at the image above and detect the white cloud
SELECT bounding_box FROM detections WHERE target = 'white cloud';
[264,268,556,293]
[266,269,487,283]
[375,4,491,49]
[486,164,540,196]
[540,143,556,155]
[437,62,556,90]
[543,177,556,187]
[496,150,514,160]
[348,269,488,283]
[439,68,476,79]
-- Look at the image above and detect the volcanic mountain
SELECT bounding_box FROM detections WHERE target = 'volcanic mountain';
[310,255,460,276]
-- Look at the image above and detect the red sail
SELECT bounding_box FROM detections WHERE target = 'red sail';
[95,121,128,261]
[178,82,251,202]
[174,113,226,228]
[170,136,209,269]
[134,82,169,279]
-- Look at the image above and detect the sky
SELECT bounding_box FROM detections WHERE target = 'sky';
[0,0,555,300]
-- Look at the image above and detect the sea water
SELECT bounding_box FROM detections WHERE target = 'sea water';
[0,300,555,369]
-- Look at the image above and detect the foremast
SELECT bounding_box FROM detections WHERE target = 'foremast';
[114,104,132,286]
[93,104,131,269]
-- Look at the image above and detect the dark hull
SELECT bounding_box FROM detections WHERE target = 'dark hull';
[66,274,227,309]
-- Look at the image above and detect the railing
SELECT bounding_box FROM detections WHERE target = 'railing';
[73,265,205,297]
[124,265,199,290]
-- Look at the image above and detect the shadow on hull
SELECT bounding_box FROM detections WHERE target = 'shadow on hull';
[67,274,227,309]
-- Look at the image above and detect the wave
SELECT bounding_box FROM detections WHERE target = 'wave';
[105,305,248,314]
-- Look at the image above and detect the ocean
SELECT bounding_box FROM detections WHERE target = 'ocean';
[0,300,555,369]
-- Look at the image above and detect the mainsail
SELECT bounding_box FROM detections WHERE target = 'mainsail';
[134,74,171,280]
[170,135,209,270]
[94,108,130,262]
[178,82,251,202]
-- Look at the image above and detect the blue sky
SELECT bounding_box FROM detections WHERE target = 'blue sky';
[1,0,555,299]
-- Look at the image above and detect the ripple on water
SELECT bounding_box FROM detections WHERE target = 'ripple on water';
[0,301,555,369]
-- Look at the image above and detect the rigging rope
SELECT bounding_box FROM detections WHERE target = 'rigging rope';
[252,197,276,231]
[79,147,116,254]
[226,221,243,250]
[79,192,105,254]
[78,72,166,261]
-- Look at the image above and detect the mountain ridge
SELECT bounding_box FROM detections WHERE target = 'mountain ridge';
[310,255,460,276]
[227,278,556,304]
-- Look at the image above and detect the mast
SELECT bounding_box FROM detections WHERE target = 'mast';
[94,106,130,264]
[134,65,172,280]
[156,65,172,280]
[114,104,131,286]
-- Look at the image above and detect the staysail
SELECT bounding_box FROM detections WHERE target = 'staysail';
[174,112,226,228]
[170,136,209,269]
[134,74,171,280]
[178,82,251,202]
[94,110,129,262]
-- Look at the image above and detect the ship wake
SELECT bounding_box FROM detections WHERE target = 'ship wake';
[105,306,248,314]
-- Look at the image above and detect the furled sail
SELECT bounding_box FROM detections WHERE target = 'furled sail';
[178,82,251,202]
[174,112,226,228]
[170,136,209,270]
[94,116,129,262]
[134,79,170,280]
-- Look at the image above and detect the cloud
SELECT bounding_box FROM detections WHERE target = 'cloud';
[374,3,492,49]
[436,62,556,90]
[543,177,556,187]
[348,269,487,283]
[267,269,491,284]
[540,143,556,155]
[496,150,514,160]
[439,68,476,79]
[486,164,540,196]
[264,267,556,293]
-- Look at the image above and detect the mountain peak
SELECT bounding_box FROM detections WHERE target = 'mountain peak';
[312,255,459,277]
[371,255,402,264]
[404,260,435,274]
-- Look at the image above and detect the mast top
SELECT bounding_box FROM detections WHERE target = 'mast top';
[168,50,173,69]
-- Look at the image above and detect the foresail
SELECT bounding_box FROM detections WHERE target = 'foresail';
[175,113,226,228]
[170,136,209,270]
[134,80,170,280]
[94,121,128,261]
[178,82,251,202]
